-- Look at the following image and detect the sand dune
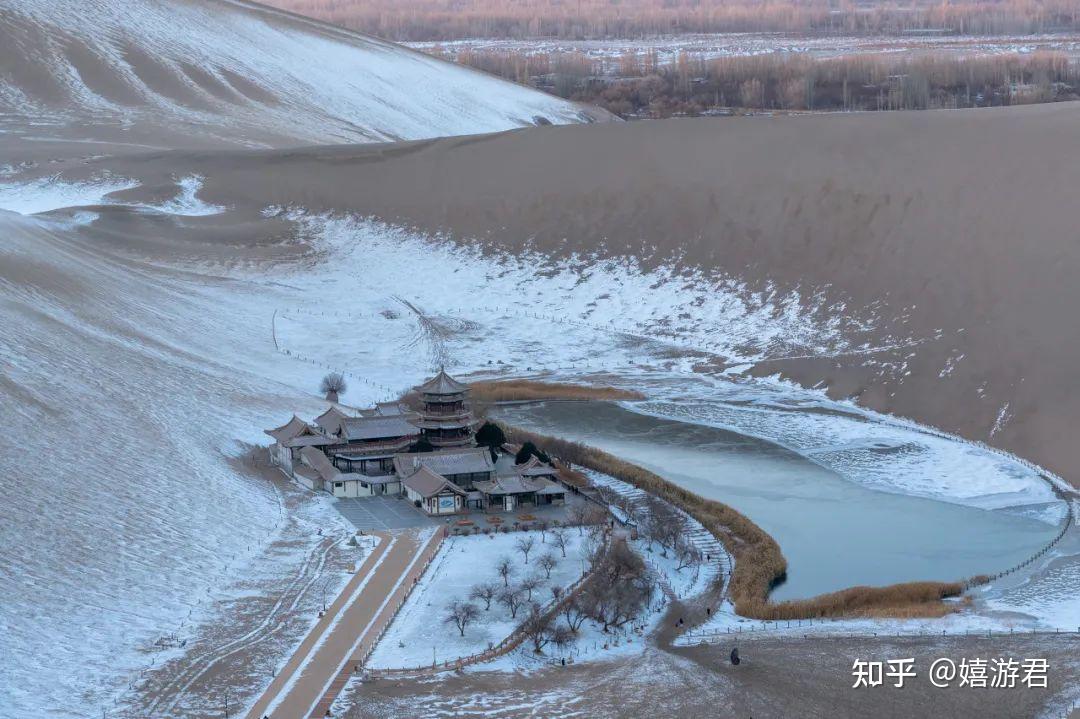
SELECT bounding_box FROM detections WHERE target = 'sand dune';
[3,6,1080,712]
[0,0,608,150]
[25,101,1079,486]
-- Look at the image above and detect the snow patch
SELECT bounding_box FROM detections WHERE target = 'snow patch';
[0,174,138,215]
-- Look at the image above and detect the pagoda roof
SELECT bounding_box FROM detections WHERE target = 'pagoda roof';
[416,368,469,395]
[412,417,475,430]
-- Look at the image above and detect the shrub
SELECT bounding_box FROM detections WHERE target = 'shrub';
[320,372,347,400]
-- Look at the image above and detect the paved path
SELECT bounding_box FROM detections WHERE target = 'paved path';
[245,528,443,719]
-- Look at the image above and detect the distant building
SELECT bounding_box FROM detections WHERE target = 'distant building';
[265,368,564,512]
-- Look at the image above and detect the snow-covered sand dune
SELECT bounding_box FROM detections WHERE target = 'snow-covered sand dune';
[1,189,1075,716]
[0,210,346,717]
[1,16,1078,712]
[0,0,608,149]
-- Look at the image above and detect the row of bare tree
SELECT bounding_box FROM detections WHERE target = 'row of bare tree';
[600,489,705,574]
[444,516,657,657]
[269,0,1080,41]
[441,47,1080,116]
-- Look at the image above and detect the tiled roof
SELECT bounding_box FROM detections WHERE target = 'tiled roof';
[402,466,465,498]
[393,448,494,477]
[497,456,557,478]
[314,406,350,435]
[474,475,565,496]
[300,447,339,482]
[375,402,409,416]
[265,415,316,443]
[341,416,418,442]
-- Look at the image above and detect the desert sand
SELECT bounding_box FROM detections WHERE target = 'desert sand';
[3,1,1079,716]
[17,101,1079,486]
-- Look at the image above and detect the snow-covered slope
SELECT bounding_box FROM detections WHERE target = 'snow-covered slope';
[0,174,1073,717]
[0,0,606,149]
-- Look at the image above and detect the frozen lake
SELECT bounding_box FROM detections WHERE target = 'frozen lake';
[493,400,1061,601]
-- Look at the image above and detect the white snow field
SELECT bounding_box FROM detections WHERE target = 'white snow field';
[0,0,603,149]
[366,530,595,670]
[0,210,361,718]
[0,174,140,215]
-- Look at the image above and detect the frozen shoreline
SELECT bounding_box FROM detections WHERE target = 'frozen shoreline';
[618,385,1065,519]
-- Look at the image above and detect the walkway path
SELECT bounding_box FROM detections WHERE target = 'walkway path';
[245,527,443,719]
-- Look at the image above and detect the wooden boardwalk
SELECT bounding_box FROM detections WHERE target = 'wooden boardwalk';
[245,528,443,719]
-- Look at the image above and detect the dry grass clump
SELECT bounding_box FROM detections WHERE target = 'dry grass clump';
[469,379,645,403]
[501,423,967,620]
[556,466,592,490]
[755,582,964,620]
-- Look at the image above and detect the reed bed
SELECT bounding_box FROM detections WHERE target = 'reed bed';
[501,423,967,619]
[469,379,645,403]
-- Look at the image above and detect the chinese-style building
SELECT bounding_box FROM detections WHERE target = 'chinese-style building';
[411,368,476,448]
[264,368,565,514]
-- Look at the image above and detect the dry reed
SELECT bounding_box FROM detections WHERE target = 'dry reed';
[469,379,645,403]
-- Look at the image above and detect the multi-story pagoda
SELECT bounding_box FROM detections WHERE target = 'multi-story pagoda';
[412,368,476,448]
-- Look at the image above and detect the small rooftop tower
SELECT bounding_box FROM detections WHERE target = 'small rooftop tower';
[412,368,475,448]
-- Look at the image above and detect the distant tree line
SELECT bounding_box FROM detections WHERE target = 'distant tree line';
[437,48,1080,116]
[268,0,1080,41]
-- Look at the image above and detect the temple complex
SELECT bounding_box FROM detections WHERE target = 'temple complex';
[264,368,566,515]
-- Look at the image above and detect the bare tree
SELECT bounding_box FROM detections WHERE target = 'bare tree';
[496,556,514,586]
[320,372,347,402]
[520,574,543,602]
[644,499,685,555]
[469,581,499,610]
[257,654,277,678]
[594,486,631,521]
[580,539,654,632]
[561,595,588,633]
[444,600,480,637]
[582,533,605,569]
[516,535,536,564]
[583,504,610,531]
[551,528,569,557]
[550,584,564,603]
[522,602,554,653]
[566,503,588,534]
[675,540,702,573]
[497,586,525,619]
[537,553,557,579]
[550,623,576,652]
